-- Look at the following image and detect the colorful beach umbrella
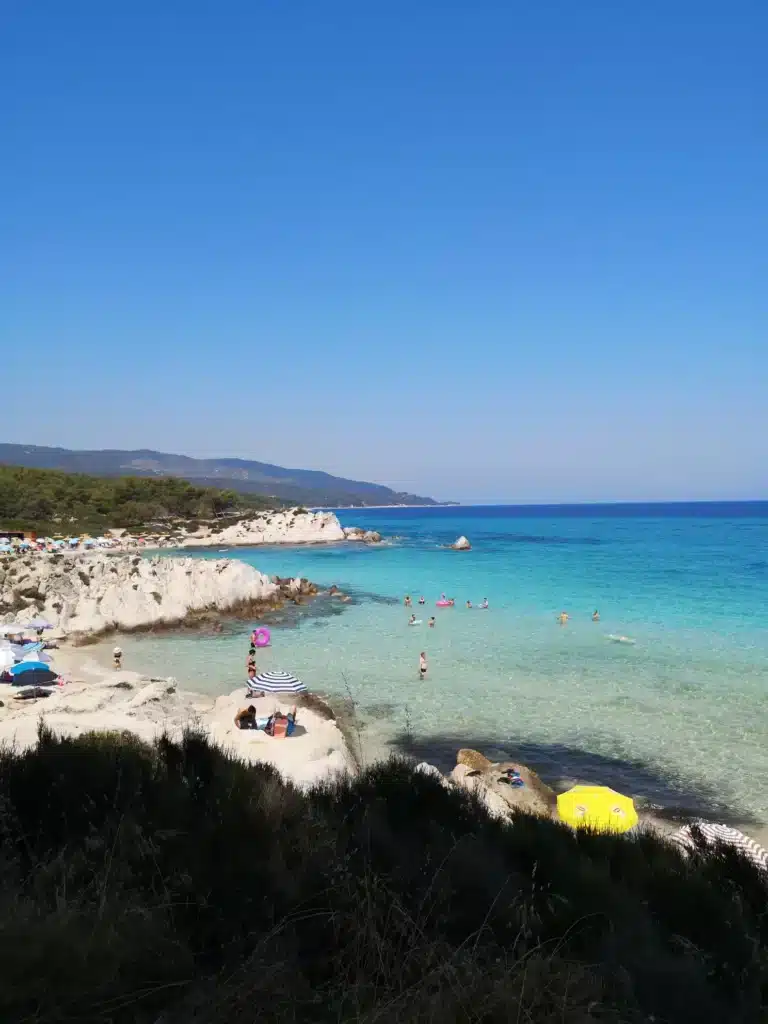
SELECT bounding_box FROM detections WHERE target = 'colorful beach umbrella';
[557,785,638,834]
[9,668,59,687]
[9,660,52,675]
[249,670,307,694]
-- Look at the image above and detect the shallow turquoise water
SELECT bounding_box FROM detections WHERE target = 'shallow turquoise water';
[114,504,768,823]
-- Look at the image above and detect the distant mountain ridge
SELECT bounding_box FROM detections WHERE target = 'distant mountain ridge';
[0,444,438,508]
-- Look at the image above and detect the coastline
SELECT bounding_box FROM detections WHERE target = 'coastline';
[0,641,356,788]
[4,505,768,846]
[19,636,766,850]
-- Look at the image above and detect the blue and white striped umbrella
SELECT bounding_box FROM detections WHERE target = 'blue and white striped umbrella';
[249,669,307,694]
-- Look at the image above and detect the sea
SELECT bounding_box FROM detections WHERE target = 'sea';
[105,503,768,826]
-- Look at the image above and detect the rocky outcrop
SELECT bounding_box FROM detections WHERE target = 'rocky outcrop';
[343,527,383,544]
[178,509,347,547]
[0,553,286,636]
[411,750,556,822]
[0,666,354,790]
[449,536,471,551]
[452,748,556,818]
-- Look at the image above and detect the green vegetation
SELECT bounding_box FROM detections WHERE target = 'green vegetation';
[1,727,765,1023]
[0,464,274,533]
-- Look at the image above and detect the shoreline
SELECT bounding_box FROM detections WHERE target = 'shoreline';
[4,631,767,848]
[4,532,767,847]
[0,641,357,788]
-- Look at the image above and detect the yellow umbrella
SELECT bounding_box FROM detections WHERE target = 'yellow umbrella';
[557,785,638,833]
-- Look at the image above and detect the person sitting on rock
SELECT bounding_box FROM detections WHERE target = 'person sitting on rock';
[234,705,258,729]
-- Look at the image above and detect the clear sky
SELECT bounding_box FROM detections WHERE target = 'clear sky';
[3,1,766,502]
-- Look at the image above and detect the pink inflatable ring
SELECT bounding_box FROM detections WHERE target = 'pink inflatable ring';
[251,627,271,647]
[435,600,451,607]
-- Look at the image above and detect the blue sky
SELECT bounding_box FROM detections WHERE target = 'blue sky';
[3,1,765,502]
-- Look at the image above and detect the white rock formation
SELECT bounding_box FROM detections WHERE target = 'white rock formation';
[450,536,471,550]
[178,509,346,547]
[342,527,383,543]
[450,763,515,819]
[0,658,354,790]
[0,553,279,635]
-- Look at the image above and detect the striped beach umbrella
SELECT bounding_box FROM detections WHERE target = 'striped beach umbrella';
[249,669,307,694]
[669,822,768,873]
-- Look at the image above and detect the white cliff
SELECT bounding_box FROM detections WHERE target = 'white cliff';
[0,552,280,635]
[178,508,347,547]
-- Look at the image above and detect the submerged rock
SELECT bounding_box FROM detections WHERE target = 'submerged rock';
[449,536,471,550]
[343,527,383,544]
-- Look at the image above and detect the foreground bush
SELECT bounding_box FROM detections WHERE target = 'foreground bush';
[0,727,765,1023]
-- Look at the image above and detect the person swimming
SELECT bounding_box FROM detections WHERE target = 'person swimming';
[592,609,600,622]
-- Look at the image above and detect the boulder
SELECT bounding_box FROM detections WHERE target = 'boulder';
[343,527,382,543]
[457,748,494,772]
[449,536,471,550]
[452,749,557,821]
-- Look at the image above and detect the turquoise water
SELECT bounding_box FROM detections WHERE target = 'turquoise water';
[114,504,768,823]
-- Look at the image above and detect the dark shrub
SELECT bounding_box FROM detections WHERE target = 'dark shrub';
[0,731,764,1023]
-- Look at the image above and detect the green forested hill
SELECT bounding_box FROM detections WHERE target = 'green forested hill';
[0,443,438,506]
[0,464,271,533]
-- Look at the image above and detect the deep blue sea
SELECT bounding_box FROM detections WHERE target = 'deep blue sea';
[110,503,768,825]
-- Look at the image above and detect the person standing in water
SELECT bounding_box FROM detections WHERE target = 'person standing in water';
[428,616,436,628]
[480,598,489,609]
[418,596,425,605]
[419,652,428,678]
[592,609,600,622]
[558,611,569,625]
[466,600,473,609]
[113,646,123,669]
[408,614,417,626]
[404,595,412,608]
[247,646,257,675]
